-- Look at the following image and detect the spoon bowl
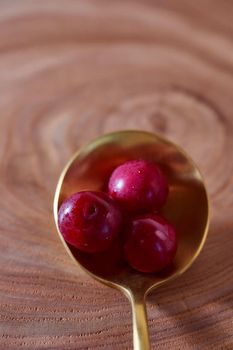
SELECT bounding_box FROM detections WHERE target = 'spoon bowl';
[54,130,210,350]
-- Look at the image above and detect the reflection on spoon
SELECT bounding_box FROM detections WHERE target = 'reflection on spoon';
[54,130,210,350]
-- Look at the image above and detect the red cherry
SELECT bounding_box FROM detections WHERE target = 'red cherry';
[108,160,168,213]
[58,191,122,253]
[124,214,177,273]
[70,238,125,277]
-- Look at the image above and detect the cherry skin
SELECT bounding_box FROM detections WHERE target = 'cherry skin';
[70,238,126,277]
[124,214,177,273]
[58,191,122,253]
[108,160,168,213]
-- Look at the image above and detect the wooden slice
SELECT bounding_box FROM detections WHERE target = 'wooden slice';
[0,1,232,349]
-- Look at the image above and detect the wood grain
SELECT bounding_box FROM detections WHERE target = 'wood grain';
[0,1,233,349]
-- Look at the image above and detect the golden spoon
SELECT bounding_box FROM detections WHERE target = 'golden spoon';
[53,130,210,350]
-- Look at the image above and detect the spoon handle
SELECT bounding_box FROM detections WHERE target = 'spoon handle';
[130,293,150,350]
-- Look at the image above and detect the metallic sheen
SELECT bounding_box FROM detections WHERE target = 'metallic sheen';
[54,130,210,350]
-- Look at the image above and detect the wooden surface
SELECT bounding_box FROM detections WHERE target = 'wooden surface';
[0,1,233,349]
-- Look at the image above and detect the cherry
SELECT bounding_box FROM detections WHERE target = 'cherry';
[124,214,177,273]
[70,238,126,277]
[58,191,122,253]
[108,160,168,213]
